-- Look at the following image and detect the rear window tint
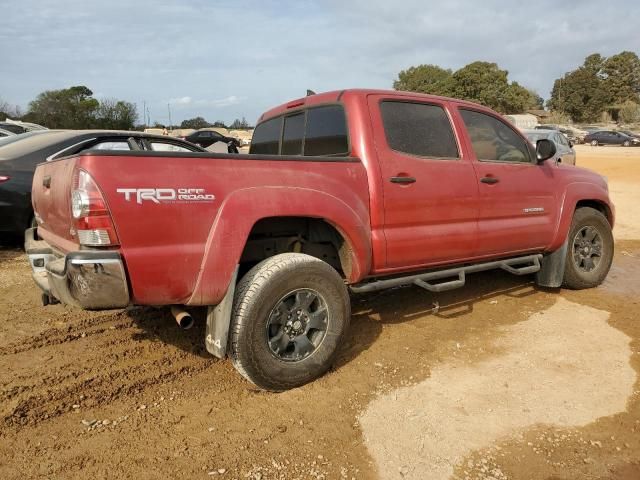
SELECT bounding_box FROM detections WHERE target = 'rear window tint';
[380,101,458,158]
[304,106,349,156]
[250,117,281,155]
[281,113,304,155]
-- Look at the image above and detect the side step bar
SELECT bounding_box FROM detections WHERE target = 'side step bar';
[350,254,542,294]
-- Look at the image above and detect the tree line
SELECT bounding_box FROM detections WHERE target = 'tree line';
[1,86,138,130]
[179,116,252,130]
[0,86,254,131]
[393,62,543,114]
[547,52,640,123]
[394,51,640,123]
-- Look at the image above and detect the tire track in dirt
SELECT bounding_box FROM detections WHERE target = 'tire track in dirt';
[0,304,218,429]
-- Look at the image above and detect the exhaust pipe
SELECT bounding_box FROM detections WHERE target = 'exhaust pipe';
[171,306,194,330]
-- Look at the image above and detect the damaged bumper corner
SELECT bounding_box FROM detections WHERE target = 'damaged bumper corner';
[25,227,130,309]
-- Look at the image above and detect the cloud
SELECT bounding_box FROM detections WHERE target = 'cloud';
[1,0,639,124]
[169,96,192,105]
[200,96,246,108]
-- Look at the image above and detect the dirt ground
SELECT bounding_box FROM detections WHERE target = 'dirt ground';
[1,146,639,480]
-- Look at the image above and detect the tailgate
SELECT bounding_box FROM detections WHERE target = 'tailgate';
[32,157,79,251]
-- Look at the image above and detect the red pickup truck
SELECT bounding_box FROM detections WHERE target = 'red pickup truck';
[26,89,614,390]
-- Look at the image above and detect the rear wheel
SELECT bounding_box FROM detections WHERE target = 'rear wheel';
[562,207,613,289]
[229,253,350,391]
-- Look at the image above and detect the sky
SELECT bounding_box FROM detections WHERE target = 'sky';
[1,0,639,126]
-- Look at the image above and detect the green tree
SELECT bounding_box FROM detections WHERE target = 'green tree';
[548,56,610,122]
[602,51,640,104]
[618,100,640,123]
[452,62,537,113]
[393,64,455,96]
[212,120,227,128]
[95,98,138,130]
[26,85,99,128]
[229,117,250,129]
[0,98,22,119]
[180,116,211,129]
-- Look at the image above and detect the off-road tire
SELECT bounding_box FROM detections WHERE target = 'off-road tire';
[229,253,350,391]
[562,207,613,289]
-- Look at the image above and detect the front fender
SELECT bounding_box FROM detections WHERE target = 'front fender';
[550,182,615,251]
[187,186,371,306]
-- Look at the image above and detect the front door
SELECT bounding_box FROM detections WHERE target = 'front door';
[368,95,480,270]
[456,108,559,257]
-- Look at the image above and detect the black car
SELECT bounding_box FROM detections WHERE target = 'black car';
[584,130,640,147]
[0,130,206,236]
[0,122,30,135]
[183,129,240,152]
[619,130,640,140]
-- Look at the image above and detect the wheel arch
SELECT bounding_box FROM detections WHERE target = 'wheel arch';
[187,186,371,306]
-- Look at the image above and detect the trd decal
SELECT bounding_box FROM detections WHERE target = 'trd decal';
[116,188,215,204]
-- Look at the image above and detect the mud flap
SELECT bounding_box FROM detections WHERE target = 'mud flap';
[535,238,568,288]
[205,267,239,358]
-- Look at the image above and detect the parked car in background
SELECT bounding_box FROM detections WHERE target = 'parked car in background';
[522,129,576,165]
[0,119,48,134]
[0,128,17,138]
[182,128,240,152]
[618,130,640,140]
[584,130,640,147]
[0,130,205,236]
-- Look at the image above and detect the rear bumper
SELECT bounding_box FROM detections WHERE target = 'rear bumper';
[25,227,130,309]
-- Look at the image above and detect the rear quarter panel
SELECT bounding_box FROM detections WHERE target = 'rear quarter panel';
[77,152,371,306]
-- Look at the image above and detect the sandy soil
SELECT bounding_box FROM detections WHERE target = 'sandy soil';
[1,148,639,480]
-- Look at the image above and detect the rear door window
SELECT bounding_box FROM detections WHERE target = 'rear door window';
[250,117,282,155]
[380,101,459,158]
[304,105,349,156]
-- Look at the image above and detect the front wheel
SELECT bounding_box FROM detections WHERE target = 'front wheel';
[623,140,631,147]
[229,253,350,391]
[562,207,614,289]
[590,140,598,146]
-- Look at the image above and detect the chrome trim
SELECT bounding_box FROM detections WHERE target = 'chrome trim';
[46,138,98,162]
[25,228,130,309]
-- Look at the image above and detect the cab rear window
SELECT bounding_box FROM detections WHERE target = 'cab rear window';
[250,117,281,155]
[250,105,349,156]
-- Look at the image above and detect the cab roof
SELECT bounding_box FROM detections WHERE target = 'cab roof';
[257,88,486,123]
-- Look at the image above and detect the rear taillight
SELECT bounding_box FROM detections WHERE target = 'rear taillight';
[71,169,119,246]
[0,175,10,183]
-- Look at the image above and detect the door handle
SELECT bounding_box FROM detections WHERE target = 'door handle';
[390,176,416,184]
[480,176,499,184]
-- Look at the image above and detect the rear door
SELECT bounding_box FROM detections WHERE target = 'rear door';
[457,108,559,256]
[368,95,479,269]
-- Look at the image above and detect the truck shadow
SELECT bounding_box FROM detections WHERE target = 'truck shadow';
[124,269,553,366]
[126,306,212,359]
[335,269,552,369]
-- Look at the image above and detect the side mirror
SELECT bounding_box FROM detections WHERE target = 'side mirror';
[536,138,556,163]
